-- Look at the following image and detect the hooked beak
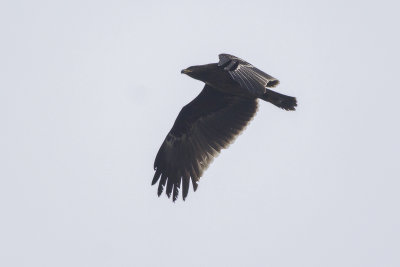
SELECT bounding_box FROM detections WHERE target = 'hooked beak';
[181,68,192,74]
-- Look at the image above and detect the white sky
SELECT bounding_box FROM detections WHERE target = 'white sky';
[1,0,399,266]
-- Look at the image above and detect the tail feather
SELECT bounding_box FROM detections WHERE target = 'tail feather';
[260,88,297,111]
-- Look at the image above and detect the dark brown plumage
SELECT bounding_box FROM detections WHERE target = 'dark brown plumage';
[152,54,297,201]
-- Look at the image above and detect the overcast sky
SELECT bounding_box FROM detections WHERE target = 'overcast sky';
[1,0,399,266]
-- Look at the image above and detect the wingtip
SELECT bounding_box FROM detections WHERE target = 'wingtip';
[152,169,161,185]
[192,182,198,192]
[266,80,280,88]
[157,189,163,197]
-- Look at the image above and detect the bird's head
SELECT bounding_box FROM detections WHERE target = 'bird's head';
[181,64,217,82]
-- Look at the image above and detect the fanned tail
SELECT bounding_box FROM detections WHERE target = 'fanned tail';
[260,88,297,111]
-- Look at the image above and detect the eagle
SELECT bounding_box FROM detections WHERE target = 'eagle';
[152,54,297,201]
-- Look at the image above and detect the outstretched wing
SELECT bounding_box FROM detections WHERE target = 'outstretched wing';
[218,53,280,95]
[152,85,258,201]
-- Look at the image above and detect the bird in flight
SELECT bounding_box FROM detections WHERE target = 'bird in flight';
[152,54,297,202]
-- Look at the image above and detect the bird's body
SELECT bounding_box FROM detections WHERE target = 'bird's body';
[186,63,247,96]
[152,54,297,201]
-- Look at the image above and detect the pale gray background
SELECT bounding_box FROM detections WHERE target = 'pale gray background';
[1,0,399,266]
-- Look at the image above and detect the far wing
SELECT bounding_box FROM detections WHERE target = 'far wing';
[152,85,258,201]
[218,53,280,95]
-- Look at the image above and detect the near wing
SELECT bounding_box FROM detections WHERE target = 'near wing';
[218,53,280,95]
[152,85,258,201]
